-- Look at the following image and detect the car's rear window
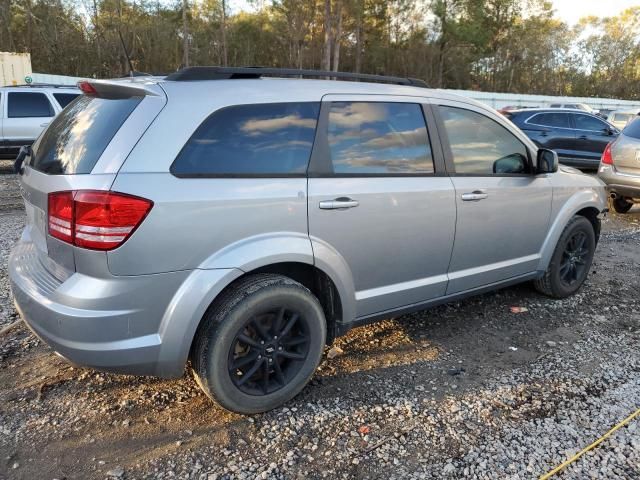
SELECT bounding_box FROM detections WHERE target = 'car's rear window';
[30,95,142,175]
[622,116,640,140]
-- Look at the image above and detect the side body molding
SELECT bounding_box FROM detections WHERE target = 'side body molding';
[537,187,607,272]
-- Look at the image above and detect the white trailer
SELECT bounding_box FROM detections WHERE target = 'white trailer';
[0,52,33,86]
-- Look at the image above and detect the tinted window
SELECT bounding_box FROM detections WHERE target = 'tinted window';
[30,95,142,174]
[622,116,640,140]
[439,106,529,175]
[8,92,54,118]
[53,93,80,108]
[327,102,433,174]
[172,103,319,176]
[529,112,570,128]
[573,114,607,131]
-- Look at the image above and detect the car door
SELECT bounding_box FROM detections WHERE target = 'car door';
[3,91,55,153]
[571,113,618,163]
[433,101,553,294]
[521,112,575,160]
[307,95,456,318]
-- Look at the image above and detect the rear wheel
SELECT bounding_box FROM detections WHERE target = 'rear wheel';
[612,196,633,214]
[191,274,326,414]
[534,216,596,298]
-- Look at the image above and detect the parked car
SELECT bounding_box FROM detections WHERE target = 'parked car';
[504,108,619,169]
[0,84,80,159]
[607,109,640,131]
[598,116,640,213]
[9,68,607,413]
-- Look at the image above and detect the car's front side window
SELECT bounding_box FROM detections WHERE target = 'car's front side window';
[439,106,529,175]
[573,114,607,132]
[326,102,434,175]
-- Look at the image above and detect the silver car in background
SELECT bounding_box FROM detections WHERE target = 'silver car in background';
[598,116,640,213]
[9,67,607,413]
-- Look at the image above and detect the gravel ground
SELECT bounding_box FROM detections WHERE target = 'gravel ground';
[0,173,639,480]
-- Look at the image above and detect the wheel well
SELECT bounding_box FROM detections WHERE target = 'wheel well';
[239,263,342,344]
[575,207,601,244]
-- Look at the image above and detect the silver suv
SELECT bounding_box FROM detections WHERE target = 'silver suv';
[9,68,607,413]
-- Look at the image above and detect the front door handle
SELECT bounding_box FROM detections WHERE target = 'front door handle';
[319,197,359,210]
[578,134,588,140]
[40,122,50,127]
[461,190,488,202]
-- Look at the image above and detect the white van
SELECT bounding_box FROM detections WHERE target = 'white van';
[0,84,80,159]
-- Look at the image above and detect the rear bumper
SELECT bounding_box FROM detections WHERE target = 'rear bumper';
[9,236,194,377]
[598,165,640,198]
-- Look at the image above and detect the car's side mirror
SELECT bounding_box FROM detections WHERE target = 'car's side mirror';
[536,148,558,174]
[604,127,617,136]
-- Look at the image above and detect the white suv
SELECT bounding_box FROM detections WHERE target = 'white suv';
[0,84,79,159]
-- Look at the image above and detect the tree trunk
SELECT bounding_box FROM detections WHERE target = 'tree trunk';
[355,0,363,73]
[182,0,189,67]
[332,0,342,72]
[322,0,332,71]
[221,0,228,66]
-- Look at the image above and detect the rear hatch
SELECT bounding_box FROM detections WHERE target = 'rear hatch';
[17,80,167,277]
[614,118,640,176]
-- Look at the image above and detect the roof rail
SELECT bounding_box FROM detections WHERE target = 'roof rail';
[164,66,428,88]
[8,83,78,89]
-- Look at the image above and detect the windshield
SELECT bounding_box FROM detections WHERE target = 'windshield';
[30,95,142,174]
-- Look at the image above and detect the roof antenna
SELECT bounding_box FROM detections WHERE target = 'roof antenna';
[118,29,135,78]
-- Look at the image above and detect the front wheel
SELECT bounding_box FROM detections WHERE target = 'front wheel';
[191,274,326,414]
[534,216,596,298]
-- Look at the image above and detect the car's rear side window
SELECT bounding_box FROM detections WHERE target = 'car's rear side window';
[622,116,640,140]
[30,95,142,174]
[8,92,54,118]
[326,102,434,175]
[528,112,570,129]
[53,92,80,108]
[171,102,320,177]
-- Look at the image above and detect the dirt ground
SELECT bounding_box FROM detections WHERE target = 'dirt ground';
[0,173,639,479]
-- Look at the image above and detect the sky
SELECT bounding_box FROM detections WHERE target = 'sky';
[551,0,638,25]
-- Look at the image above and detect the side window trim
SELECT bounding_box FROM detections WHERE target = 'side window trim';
[433,101,534,177]
[308,96,443,177]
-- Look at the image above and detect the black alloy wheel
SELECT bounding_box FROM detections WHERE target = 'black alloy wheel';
[228,307,310,396]
[558,230,589,287]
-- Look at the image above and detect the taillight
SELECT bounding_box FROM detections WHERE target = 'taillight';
[77,81,98,95]
[601,142,614,165]
[47,190,153,251]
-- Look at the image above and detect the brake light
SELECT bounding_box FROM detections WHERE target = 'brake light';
[47,191,153,250]
[77,81,98,95]
[601,142,614,165]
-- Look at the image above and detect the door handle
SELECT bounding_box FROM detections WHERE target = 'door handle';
[578,135,588,140]
[461,190,488,202]
[319,197,359,210]
[40,122,50,127]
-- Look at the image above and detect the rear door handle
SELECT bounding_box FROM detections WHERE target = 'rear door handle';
[461,190,488,202]
[40,122,50,127]
[578,134,588,140]
[319,197,359,210]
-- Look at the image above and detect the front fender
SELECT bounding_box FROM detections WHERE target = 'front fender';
[538,188,606,272]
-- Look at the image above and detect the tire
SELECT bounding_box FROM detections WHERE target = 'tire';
[191,274,326,414]
[612,197,633,214]
[534,216,596,299]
